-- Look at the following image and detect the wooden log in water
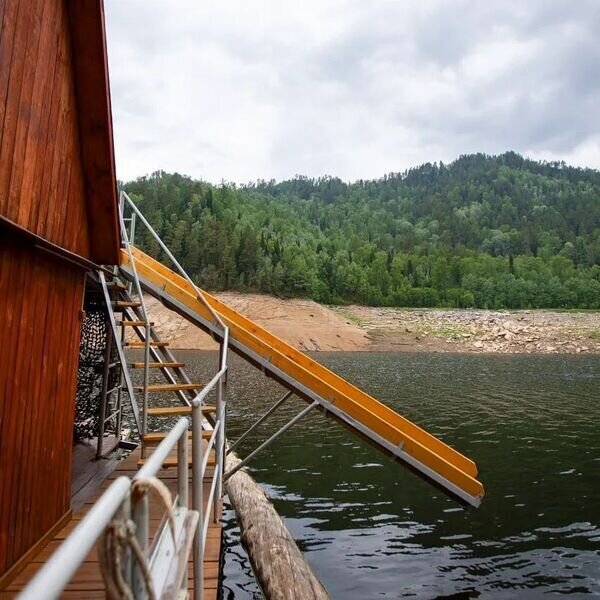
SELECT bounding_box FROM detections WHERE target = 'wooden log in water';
[225,454,329,600]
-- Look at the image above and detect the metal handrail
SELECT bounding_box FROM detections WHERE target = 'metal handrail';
[18,477,131,600]
[18,418,191,600]
[118,192,152,445]
[121,191,227,332]
[118,194,230,599]
[191,362,227,598]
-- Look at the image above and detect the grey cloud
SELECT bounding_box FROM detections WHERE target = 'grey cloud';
[104,0,600,183]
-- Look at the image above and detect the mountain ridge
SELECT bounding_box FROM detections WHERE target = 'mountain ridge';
[123,152,600,309]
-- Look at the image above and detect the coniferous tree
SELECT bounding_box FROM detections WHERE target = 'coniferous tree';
[121,153,600,309]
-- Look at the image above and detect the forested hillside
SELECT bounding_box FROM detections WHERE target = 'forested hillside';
[123,152,600,309]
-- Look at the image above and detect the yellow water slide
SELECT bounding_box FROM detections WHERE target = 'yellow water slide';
[121,247,485,507]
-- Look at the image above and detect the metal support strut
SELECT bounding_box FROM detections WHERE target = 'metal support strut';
[224,400,318,482]
[227,390,293,455]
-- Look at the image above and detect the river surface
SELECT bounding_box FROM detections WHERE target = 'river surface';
[176,351,600,599]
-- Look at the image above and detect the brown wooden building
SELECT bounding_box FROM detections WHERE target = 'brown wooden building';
[0,0,120,580]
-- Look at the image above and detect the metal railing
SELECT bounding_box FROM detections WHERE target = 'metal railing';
[119,192,230,598]
[19,418,193,600]
[119,195,152,454]
[191,325,228,595]
[120,191,227,332]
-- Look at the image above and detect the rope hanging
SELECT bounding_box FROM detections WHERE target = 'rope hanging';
[99,519,155,600]
[99,478,177,600]
[132,477,177,543]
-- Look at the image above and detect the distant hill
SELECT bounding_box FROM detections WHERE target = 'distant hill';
[122,152,600,309]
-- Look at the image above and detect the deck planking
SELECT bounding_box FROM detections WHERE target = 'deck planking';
[1,446,222,599]
[70,436,120,511]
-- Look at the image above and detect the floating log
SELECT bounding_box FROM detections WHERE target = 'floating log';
[225,454,329,600]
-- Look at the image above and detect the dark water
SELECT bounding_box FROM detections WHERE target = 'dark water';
[178,351,600,599]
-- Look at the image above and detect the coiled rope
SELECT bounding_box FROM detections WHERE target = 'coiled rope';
[99,477,177,600]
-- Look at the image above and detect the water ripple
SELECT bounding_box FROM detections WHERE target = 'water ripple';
[179,350,600,598]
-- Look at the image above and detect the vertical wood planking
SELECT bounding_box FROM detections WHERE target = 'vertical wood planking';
[5,247,39,567]
[0,0,19,151]
[0,243,34,570]
[58,6,91,258]
[33,23,63,240]
[66,0,121,264]
[17,0,56,226]
[0,244,23,572]
[0,0,8,37]
[0,0,31,212]
[12,250,51,558]
[10,251,42,558]
[28,254,65,557]
[0,0,91,257]
[0,0,120,576]
[6,0,43,223]
[0,241,86,574]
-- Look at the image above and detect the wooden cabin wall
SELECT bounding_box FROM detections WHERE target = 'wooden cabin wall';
[0,238,85,575]
[0,0,92,258]
[0,0,97,576]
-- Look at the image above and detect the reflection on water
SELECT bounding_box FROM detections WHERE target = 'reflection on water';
[178,351,600,599]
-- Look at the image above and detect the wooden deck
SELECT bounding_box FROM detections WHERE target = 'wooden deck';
[70,437,121,511]
[1,446,222,599]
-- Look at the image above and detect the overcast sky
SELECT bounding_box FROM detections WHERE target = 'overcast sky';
[104,1,600,184]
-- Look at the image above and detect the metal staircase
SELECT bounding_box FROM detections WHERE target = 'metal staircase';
[90,194,229,599]
[98,211,215,463]
[116,291,208,461]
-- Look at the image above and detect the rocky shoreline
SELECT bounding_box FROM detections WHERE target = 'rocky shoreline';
[144,293,600,354]
[334,306,599,354]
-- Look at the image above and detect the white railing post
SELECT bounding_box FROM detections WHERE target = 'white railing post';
[192,402,204,600]
[118,191,152,453]
[131,491,149,599]
[178,431,189,597]
[130,212,137,246]
[178,432,189,508]
[214,376,225,522]
[216,330,228,518]
[142,321,150,452]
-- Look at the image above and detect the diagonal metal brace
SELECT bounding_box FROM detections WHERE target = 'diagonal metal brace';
[224,400,318,481]
[227,390,293,455]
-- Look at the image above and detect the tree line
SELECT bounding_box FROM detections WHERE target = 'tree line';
[122,152,600,309]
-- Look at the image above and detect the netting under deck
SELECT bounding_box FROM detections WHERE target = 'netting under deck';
[74,300,120,442]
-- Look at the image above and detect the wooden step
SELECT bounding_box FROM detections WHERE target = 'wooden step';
[130,361,186,369]
[121,320,155,327]
[137,451,216,469]
[147,405,215,417]
[142,430,212,444]
[125,341,169,348]
[134,383,203,392]
[114,300,141,308]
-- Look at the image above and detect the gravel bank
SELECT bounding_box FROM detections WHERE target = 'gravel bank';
[144,293,600,354]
